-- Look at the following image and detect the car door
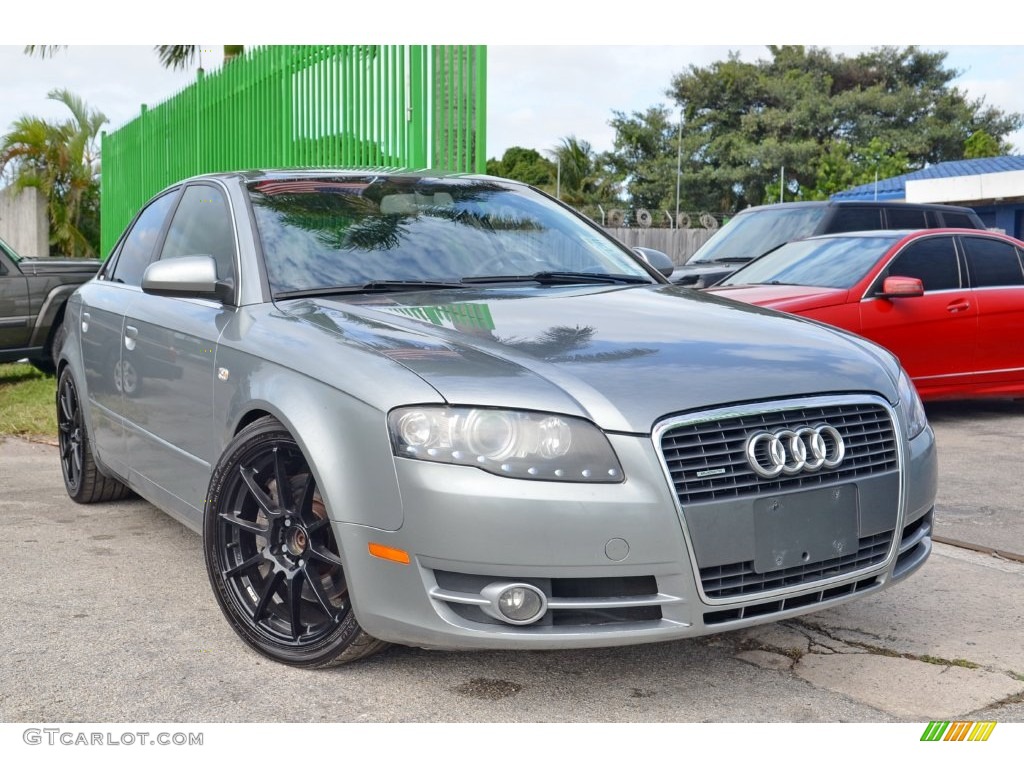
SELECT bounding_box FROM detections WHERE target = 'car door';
[960,234,1024,389]
[0,246,31,352]
[859,234,978,394]
[120,182,237,521]
[76,189,179,476]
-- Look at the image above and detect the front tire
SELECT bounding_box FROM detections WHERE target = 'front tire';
[204,416,388,667]
[56,368,132,503]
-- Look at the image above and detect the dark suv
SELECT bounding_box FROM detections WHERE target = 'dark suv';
[672,200,986,287]
[0,235,100,372]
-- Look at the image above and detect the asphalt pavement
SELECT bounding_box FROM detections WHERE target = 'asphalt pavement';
[1,401,1022,722]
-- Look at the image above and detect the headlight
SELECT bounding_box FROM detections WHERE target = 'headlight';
[388,406,624,482]
[896,369,928,439]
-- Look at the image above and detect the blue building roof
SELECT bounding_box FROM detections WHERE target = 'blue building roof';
[832,155,1024,201]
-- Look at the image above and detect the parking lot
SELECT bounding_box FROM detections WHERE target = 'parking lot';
[1,400,1022,723]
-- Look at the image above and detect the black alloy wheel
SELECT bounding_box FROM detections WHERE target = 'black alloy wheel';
[56,368,132,503]
[204,417,387,667]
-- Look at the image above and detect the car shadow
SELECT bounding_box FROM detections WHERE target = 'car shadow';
[923,398,1024,425]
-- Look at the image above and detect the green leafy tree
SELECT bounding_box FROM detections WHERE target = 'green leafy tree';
[606,105,679,212]
[654,45,1023,212]
[963,129,1004,159]
[486,146,556,188]
[0,90,107,257]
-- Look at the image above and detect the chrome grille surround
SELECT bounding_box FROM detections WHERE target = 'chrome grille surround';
[653,394,906,606]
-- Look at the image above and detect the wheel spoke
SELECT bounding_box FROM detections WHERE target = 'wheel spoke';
[59,387,74,422]
[239,466,280,518]
[273,447,293,509]
[302,561,343,618]
[308,545,344,567]
[253,570,284,622]
[72,446,82,475]
[297,473,316,521]
[219,511,269,537]
[223,551,265,579]
[286,571,305,641]
[305,517,330,535]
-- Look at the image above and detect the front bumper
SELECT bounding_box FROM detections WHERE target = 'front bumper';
[331,402,937,651]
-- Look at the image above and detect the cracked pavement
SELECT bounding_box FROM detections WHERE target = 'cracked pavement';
[2,407,1022,721]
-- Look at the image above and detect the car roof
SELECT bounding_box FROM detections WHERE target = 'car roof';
[734,200,978,214]
[175,168,513,185]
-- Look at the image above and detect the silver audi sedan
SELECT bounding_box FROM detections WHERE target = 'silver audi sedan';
[56,170,937,667]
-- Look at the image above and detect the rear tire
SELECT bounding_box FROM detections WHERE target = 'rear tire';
[204,416,388,667]
[56,368,133,503]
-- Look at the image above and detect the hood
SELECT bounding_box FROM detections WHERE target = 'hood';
[706,284,851,313]
[281,284,898,434]
[18,257,102,276]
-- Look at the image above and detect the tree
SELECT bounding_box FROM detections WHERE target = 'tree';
[486,146,556,188]
[658,45,1023,213]
[963,129,1004,159]
[0,90,107,257]
[606,106,679,212]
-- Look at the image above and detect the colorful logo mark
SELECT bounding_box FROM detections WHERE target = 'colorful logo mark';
[921,721,997,742]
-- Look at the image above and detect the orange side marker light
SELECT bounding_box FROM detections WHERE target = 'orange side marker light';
[368,542,411,564]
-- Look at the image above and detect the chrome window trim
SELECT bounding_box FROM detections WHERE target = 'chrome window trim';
[651,394,906,607]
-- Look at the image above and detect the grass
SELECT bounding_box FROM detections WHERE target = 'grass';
[0,362,58,439]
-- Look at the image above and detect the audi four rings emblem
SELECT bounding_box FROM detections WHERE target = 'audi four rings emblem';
[745,424,846,478]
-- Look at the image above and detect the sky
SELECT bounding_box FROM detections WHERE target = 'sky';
[2,5,1024,164]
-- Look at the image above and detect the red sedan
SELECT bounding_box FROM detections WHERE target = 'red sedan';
[706,228,1024,401]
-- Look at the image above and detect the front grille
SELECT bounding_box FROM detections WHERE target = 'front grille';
[703,577,880,625]
[660,402,897,505]
[699,531,893,598]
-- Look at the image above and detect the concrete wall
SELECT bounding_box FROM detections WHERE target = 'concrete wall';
[603,227,717,265]
[0,185,49,258]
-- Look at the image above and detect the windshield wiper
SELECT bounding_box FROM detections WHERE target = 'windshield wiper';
[712,257,754,263]
[274,280,468,299]
[461,271,652,286]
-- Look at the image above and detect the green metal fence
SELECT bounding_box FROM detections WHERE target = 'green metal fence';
[100,44,486,256]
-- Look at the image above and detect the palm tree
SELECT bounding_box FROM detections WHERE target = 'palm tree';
[549,136,618,207]
[25,45,244,70]
[0,90,107,257]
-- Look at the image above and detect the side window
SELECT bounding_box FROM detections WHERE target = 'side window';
[962,236,1024,287]
[109,191,177,286]
[885,208,927,230]
[159,184,236,281]
[941,211,976,229]
[828,207,883,233]
[884,237,960,292]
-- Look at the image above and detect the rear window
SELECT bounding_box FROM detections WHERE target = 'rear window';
[962,236,1024,287]
[941,211,978,229]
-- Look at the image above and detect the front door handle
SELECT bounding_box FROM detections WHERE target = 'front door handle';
[124,325,138,351]
[946,299,971,313]
[81,312,90,333]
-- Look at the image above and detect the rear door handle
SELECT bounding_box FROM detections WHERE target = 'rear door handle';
[946,299,971,313]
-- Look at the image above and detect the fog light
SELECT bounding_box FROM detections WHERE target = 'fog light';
[479,582,547,625]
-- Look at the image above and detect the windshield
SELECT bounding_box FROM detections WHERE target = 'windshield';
[688,206,829,264]
[719,235,901,289]
[248,177,652,295]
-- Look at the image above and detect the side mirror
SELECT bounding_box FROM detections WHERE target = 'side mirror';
[142,255,222,299]
[879,275,924,298]
[633,246,674,278]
